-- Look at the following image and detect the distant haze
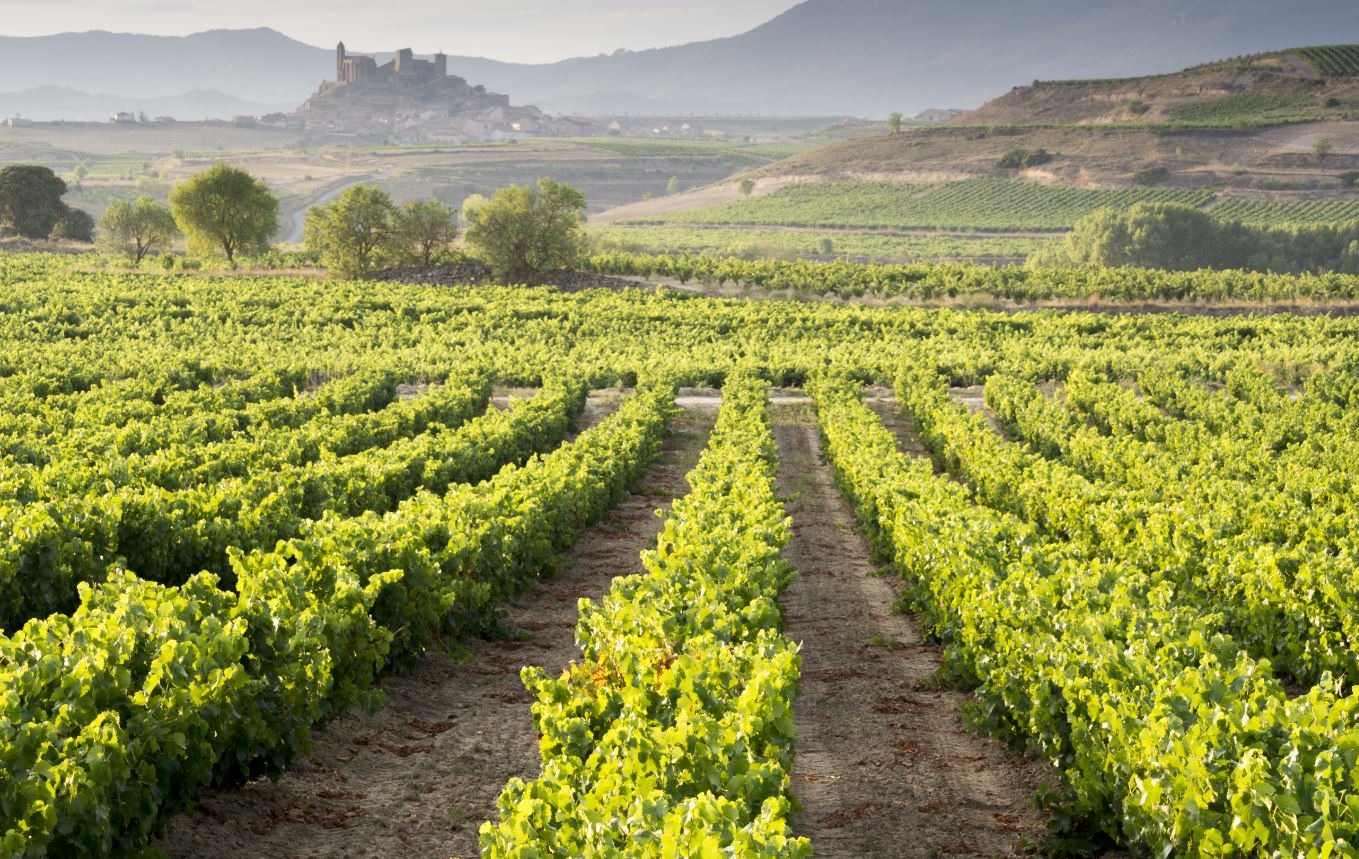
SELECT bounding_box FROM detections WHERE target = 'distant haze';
[3,0,1359,120]
[1,0,801,64]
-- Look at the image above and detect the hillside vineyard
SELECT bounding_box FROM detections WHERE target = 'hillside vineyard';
[9,255,1359,856]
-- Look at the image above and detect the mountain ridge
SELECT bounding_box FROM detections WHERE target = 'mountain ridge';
[4,2,1359,119]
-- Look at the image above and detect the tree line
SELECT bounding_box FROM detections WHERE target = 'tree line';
[0,163,589,283]
[1030,202,1359,275]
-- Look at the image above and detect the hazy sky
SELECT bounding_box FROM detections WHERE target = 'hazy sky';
[3,0,803,62]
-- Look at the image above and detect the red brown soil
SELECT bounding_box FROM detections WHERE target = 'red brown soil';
[155,403,717,859]
[773,401,1052,858]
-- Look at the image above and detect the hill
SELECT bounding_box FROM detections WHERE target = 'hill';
[0,86,294,123]
[694,46,1359,195]
[7,2,1359,119]
[959,48,1359,127]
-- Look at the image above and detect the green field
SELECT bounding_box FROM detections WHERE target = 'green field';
[590,224,1053,262]
[6,253,1359,858]
[1209,196,1359,225]
[1295,44,1359,77]
[630,178,1217,231]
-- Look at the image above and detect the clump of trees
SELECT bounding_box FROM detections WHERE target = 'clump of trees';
[1132,166,1172,186]
[304,186,458,278]
[1031,201,1359,274]
[0,165,94,243]
[169,163,278,263]
[462,178,587,283]
[997,148,1053,170]
[99,197,181,263]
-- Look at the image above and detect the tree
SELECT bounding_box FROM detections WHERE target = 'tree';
[888,112,904,135]
[738,178,756,197]
[1314,137,1335,161]
[666,176,681,195]
[169,163,278,263]
[463,178,587,284]
[51,207,95,243]
[303,185,401,279]
[0,165,71,239]
[397,199,458,267]
[98,196,180,263]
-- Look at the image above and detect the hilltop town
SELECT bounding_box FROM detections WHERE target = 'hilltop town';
[294,43,571,142]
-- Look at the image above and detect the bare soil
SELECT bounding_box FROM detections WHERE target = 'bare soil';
[155,402,717,859]
[773,402,1051,858]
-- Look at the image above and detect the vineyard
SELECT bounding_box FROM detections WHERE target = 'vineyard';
[1209,195,1359,226]
[586,250,1359,302]
[626,179,1216,232]
[9,252,1359,857]
[590,225,1051,263]
[1295,44,1359,77]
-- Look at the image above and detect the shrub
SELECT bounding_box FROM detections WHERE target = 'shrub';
[1132,166,1172,186]
[997,148,1053,170]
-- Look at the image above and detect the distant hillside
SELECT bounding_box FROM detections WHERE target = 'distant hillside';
[0,87,294,123]
[446,0,1359,116]
[958,48,1359,128]
[6,1,1359,119]
[0,29,330,106]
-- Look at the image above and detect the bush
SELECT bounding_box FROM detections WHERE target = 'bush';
[997,148,1053,170]
[50,207,95,243]
[1132,166,1172,186]
[1341,171,1359,189]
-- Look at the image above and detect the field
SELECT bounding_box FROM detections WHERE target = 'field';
[0,127,807,240]
[5,252,1359,858]
[589,224,1053,263]
[1208,194,1359,225]
[625,179,1217,232]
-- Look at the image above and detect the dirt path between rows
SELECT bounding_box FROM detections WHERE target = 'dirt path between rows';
[156,403,717,859]
[773,401,1051,858]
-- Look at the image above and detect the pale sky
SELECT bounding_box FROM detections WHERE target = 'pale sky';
[2,0,804,62]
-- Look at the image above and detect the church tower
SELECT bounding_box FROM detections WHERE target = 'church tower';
[336,42,346,82]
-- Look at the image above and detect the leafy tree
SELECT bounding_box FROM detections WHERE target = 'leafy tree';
[0,165,71,239]
[463,178,587,284]
[1314,137,1335,161]
[666,176,681,195]
[169,163,278,263]
[73,163,89,181]
[50,207,95,243]
[98,196,180,263]
[888,112,903,135]
[738,178,756,197]
[303,185,401,279]
[397,199,458,267]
